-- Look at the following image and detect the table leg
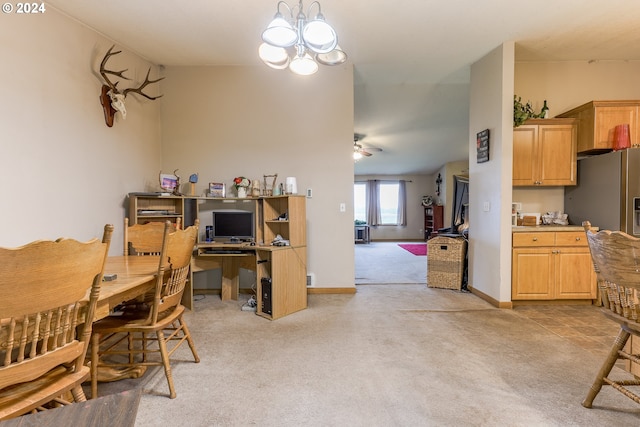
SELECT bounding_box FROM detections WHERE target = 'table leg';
[221,257,239,300]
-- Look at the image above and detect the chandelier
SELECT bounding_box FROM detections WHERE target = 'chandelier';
[259,0,347,76]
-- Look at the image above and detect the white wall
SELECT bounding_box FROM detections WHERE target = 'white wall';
[160,66,355,288]
[355,174,432,240]
[468,42,515,304]
[515,60,640,117]
[0,8,162,254]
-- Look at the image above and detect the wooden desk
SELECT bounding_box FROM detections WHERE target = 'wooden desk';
[94,256,158,320]
[190,244,307,320]
[192,245,257,302]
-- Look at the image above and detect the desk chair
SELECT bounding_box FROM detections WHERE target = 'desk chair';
[0,225,113,421]
[582,221,640,408]
[91,220,199,399]
[124,217,181,256]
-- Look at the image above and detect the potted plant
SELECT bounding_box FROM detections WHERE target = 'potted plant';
[233,176,251,198]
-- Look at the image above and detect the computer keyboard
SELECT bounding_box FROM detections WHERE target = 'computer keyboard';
[203,249,244,254]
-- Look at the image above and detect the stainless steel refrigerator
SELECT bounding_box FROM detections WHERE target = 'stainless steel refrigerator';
[564,147,640,235]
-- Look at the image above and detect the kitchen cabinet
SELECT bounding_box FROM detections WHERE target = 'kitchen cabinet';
[557,100,640,155]
[512,230,597,301]
[513,118,577,186]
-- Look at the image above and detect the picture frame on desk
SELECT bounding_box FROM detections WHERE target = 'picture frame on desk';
[209,182,225,198]
[159,173,178,192]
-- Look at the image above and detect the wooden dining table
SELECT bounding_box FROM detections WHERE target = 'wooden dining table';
[87,256,160,386]
[94,255,159,320]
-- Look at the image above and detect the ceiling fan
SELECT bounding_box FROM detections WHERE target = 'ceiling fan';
[353,133,382,159]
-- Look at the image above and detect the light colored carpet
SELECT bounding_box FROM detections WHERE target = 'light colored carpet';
[355,241,426,284]
[95,285,640,426]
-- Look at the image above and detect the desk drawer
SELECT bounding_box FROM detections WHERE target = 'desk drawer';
[513,232,555,247]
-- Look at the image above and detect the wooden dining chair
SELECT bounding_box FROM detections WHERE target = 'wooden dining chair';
[0,224,113,421]
[581,221,640,408]
[124,217,181,256]
[91,220,199,399]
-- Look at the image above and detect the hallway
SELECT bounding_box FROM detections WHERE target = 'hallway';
[355,241,426,284]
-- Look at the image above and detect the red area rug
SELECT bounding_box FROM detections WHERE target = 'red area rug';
[398,243,427,256]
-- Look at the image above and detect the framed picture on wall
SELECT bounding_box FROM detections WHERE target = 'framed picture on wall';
[476,129,490,163]
[209,182,225,198]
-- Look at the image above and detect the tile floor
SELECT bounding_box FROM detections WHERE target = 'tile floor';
[513,304,620,361]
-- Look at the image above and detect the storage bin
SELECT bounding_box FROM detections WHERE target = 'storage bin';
[427,236,467,290]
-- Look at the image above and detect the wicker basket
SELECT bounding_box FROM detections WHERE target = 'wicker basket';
[427,236,467,290]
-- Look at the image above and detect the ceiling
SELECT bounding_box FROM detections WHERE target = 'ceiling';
[47,0,640,175]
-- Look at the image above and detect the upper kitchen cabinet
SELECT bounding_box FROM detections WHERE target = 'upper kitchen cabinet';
[557,100,640,155]
[513,118,577,187]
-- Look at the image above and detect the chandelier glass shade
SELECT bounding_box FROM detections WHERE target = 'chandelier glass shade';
[259,0,347,75]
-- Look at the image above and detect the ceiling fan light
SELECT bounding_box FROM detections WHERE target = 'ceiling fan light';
[316,45,347,65]
[262,15,297,47]
[289,53,318,75]
[258,43,290,69]
[302,19,337,53]
[353,151,363,160]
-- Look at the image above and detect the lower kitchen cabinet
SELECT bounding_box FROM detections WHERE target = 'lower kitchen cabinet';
[512,230,597,301]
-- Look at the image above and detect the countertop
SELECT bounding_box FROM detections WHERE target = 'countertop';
[512,225,588,232]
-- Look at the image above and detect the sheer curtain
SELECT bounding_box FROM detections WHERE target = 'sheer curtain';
[397,179,407,226]
[366,179,407,226]
[366,180,380,226]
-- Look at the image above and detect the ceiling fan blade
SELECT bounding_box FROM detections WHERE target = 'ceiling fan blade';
[361,150,373,157]
[363,146,382,152]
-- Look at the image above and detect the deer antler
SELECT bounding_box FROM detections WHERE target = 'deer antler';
[123,68,164,100]
[99,45,130,93]
[98,44,164,127]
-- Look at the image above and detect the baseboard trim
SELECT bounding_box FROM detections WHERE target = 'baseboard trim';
[307,287,357,294]
[468,286,513,309]
[193,287,358,295]
[511,299,596,307]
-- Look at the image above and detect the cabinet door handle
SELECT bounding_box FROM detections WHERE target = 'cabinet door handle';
[532,237,538,241]
[575,237,581,241]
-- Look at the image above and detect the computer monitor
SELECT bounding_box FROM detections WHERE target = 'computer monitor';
[211,210,254,242]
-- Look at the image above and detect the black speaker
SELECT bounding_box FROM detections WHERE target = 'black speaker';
[261,277,272,315]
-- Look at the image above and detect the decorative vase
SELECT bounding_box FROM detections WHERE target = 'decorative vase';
[237,186,247,198]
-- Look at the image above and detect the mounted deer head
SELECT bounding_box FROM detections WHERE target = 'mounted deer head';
[99,45,164,127]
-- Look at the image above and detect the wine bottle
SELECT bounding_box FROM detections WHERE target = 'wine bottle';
[540,100,549,119]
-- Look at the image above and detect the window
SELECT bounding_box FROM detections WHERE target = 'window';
[354,182,366,222]
[354,181,401,226]
[379,182,400,225]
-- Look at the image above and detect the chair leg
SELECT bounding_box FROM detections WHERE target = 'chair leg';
[156,329,177,399]
[142,332,149,362]
[91,332,100,399]
[179,317,200,363]
[583,327,631,408]
[70,385,87,403]
[128,332,135,364]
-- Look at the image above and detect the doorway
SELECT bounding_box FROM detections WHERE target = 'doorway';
[355,241,426,284]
